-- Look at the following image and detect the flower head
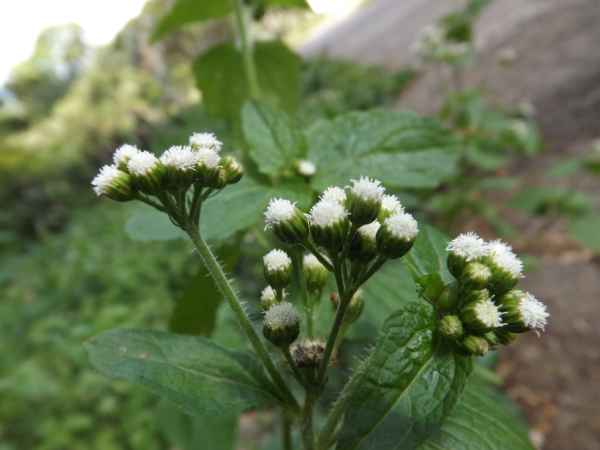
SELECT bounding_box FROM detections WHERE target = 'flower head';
[189,132,222,152]
[92,165,123,196]
[91,165,134,201]
[473,298,505,328]
[381,195,404,214]
[321,186,346,204]
[358,221,380,238]
[196,147,221,169]
[113,144,139,168]
[519,293,549,333]
[297,160,317,177]
[127,151,160,176]
[306,200,348,229]
[264,199,297,230]
[160,145,199,171]
[347,176,385,202]
[382,212,418,240]
[446,232,489,261]
[264,249,292,272]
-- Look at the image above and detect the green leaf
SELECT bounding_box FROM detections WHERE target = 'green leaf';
[125,204,185,241]
[169,248,238,337]
[306,110,461,191]
[509,187,592,217]
[403,223,454,285]
[258,0,308,6]
[418,273,445,303]
[337,303,473,450]
[418,381,534,450]
[193,41,301,122]
[152,0,231,42]
[544,157,584,178]
[568,212,600,251]
[85,328,282,414]
[242,99,307,177]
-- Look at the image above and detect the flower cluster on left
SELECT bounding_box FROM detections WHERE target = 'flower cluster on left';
[91,133,243,228]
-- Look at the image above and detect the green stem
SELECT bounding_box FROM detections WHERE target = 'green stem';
[133,193,166,212]
[301,390,318,450]
[351,257,387,291]
[188,184,203,225]
[183,223,301,418]
[231,0,260,98]
[294,249,314,337]
[301,239,334,272]
[283,413,293,450]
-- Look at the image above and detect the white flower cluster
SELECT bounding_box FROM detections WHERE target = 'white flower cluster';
[189,132,222,152]
[306,200,348,228]
[446,232,489,261]
[92,166,122,196]
[263,249,292,272]
[412,24,472,62]
[347,176,385,202]
[474,298,505,328]
[303,253,327,270]
[381,195,404,216]
[519,293,549,333]
[321,186,346,204]
[358,221,380,239]
[263,302,301,330]
[264,199,297,231]
[160,146,199,171]
[382,212,419,240]
[128,150,160,176]
[488,239,523,278]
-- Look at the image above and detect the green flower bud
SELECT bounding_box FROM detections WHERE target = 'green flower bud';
[195,147,221,188]
[113,144,139,172]
[220,155,244,184]
[344,289,365,325]
[376,212,419,259]
[213,168,228,190]
[437,286,459,311]
[460,298,505,333]
[127,151,166,196]
[438,315,463,341]
[303,253,330,294]
[485,240,523,295]
[92,165,135,202]
[462,334,489,356]
[460,262,492,290]
[349,221,380,264]
[160,145,199,190]
[481,331,499,350]
[496,291,549,334]
[461,289,490,305]
[260,286,286,311]
[306,200,350,251]
[494,329,517,346]
[377,194,404,223]
[446,232,489,278]
[263,302,301,348]
[346,177,385,226]
[287,338,336,368]
[264,198,309,245]
[263,249,293,290]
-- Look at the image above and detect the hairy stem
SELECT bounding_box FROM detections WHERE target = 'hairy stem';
[294,249,314,338]
[231,0,260,98]
[351,256,387,291]
[301,389,318,450]
[283,412,293,450]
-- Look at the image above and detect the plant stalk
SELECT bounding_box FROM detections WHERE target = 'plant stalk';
[231,0,260,98]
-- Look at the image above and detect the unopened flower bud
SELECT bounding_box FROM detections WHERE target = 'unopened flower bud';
[462,334,489,356]
[321,186,346,205]
[297,160,316,177]
[344,289,365,325]
[113,144,139,172]
[497,291,549,334]
[481,331,499,350]
[494,329,517,346]
[460,297,505,333]
[213,168,229,190]
[350,221,380,264]
[378,195,404,223]
[437,286,459,311]
[263,249,293,290]
[346,177,385,226]
[160,145,199,190]
[189,132,222,152]
[264,198,309,244]
[438,315,463,341]
[446,232,489,278]
[220,155,244,184]
[92,165,135,202]
[127,150,166,195]
[263,302,301,347]
[260,286,286,311]
[306,200,350,251]
[461,289,490,305]
[485,239,523,295]
[376,212,418,259]
[287,338,336,368]
[303,253,330,294]
[195,147,221,187]
[460,262,492,290]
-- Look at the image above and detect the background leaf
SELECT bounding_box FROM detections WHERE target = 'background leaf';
[337,303,473,450]
[152,0,231,42]
[85,328,282,415]
[305,110,461,191]
[403,223,454,285]
[242,99,307,177]
[125,204,186,241]
[568,212,600,251]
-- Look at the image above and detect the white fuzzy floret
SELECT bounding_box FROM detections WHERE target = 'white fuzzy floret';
[446,232,489,261]
[519,293,549,333]
[92,165,121,196]
[298,160,316,176]
[197,147,221,169]
[113,144,139,166]
[358,221,381,239]
[263,302,301,329]
[321,186,346,204]
[189,132,222,152]
[381,194,404,215]
[264,198,296,230]
[474,298,505,328]
[383,212,419,240]
[347,176,385,201]
[488,239,513,254]
[264,249,292,272]
[127,150,160,176]
[306,200,348,228]
[160,145,199,171]
[303,253,327,270]
[488,239,523,277]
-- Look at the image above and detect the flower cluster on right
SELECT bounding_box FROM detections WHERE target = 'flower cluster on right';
[438,232,549,356]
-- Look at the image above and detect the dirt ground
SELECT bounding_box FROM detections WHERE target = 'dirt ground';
[299,1,600,448]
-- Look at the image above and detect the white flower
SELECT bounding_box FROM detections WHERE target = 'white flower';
[189,132,222,152]
[196,147,221,169]
[263,302,301,330]
[519,293,549,333]
[488,239,523,278]
[92,165,121,196]
[261,286,286,302]
[412,24,445,60]
[347,176,385,202]
[474,298,505,328]
[303,253,327,270]
[518,100,536,118]
[264,198,296,230]
[382,212,418,240]
[263,249,292,272]
[306,200,348,228]
[113,144,139,166]
[358,221,380,238]
[298,160,316,177]
[321,186,346,204]
[160,145,199,171]
[488,239,513,254]
[127,150,160,176]
[446,232,489,261]
[509,119,529,139]
[381,194,404,215]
